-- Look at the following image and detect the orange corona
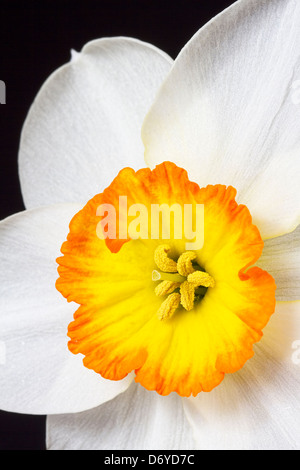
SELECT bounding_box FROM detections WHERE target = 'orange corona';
[56,162,276,397]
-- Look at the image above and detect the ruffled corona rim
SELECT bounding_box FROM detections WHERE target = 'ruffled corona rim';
[56,162,276,397]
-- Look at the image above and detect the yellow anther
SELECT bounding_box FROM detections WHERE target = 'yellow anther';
[187,271,215,288]
[155,280,181,297]
[153,248,215,320]
[180,281,195,311]
[154,245,178,273]
[157,293,181,321]
[177,251,197,277]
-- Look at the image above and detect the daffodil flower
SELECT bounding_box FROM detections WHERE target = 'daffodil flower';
[1,0,300,450]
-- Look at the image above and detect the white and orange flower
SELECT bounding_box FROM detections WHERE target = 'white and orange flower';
[0,0,299,450]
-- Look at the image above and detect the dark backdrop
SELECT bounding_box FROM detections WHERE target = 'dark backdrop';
[0,0,235,450]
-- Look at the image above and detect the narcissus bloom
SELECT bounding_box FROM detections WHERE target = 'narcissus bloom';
[1,0,300,450]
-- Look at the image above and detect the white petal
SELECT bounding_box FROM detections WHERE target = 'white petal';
[19,37,173,209]
[0,205,132,414]
[183,301,300,450]
[142,0,300,239]
[46,382,195,450]
[258,224,300,301]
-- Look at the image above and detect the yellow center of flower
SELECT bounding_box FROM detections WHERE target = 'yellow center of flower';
[152,244,215,320]
[56,162,276,397]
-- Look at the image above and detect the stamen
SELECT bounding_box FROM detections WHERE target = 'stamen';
[188,271,215,288]
[154,245,178,273]
[180,281,195,311]
[155,280,181,297]
[157,293,181,321]
[153,245,215,321]
[177,251,197,276]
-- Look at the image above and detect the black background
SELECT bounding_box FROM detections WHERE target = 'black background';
[0,0,235,450]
